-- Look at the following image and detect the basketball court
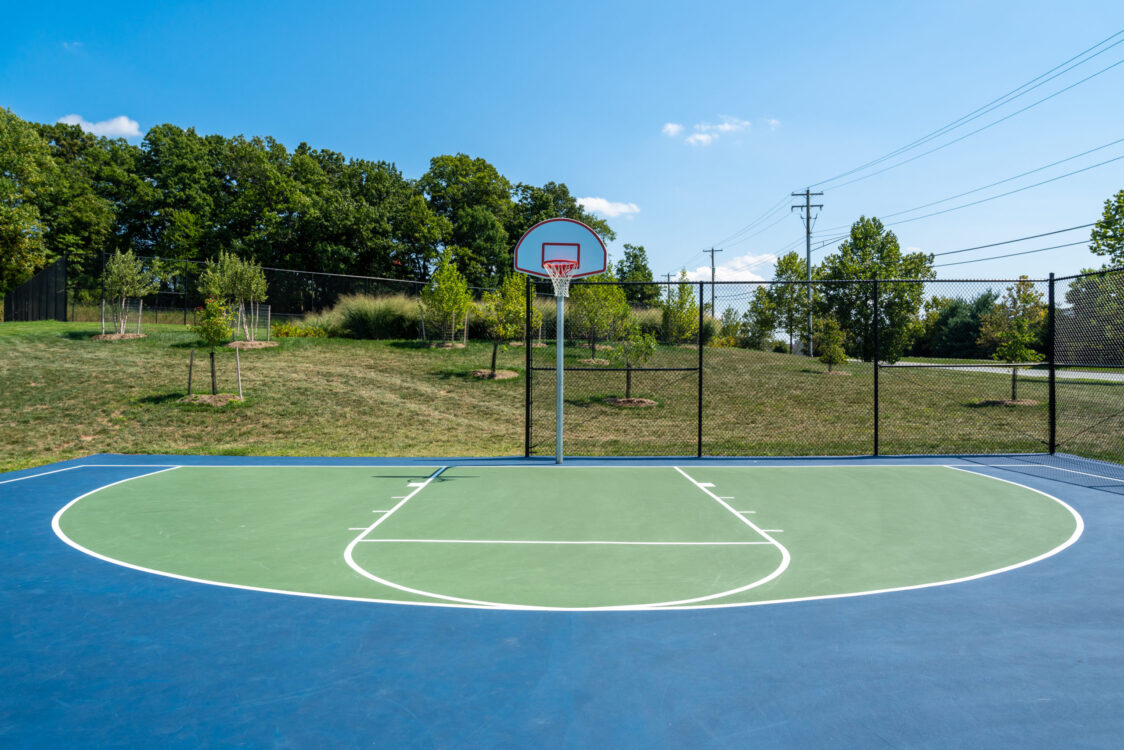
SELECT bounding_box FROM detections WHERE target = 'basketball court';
[4,452,1124,748]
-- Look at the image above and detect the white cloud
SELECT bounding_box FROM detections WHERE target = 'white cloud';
[685,252,777,282]
[58,114,141,138]
[765,118,781,131]
[685,132,716,146]
[662,122,684,137]
[577,197,641,218]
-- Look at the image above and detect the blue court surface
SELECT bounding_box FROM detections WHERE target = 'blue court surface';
[3,452,1123,748]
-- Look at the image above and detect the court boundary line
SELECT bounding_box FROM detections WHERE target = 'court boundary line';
[354,539,774,546]
[46,463,1087,612]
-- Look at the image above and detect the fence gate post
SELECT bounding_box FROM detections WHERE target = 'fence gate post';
[697,281,704,458]
[1048,273,1056,454]
[873,278,880,457]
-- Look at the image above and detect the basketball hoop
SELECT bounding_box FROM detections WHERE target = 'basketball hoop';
[543,259,578,298]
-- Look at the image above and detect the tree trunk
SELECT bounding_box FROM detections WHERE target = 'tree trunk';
[1011,367,1018,401]
[491,339,498,376]
[590,332,596,359]
[210,349,217,395]
[626,364,632,399]
[789,329,793,353]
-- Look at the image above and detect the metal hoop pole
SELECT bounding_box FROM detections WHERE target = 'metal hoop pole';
[555,291,564,464]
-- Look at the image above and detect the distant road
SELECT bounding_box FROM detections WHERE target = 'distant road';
[883,363,1124,383]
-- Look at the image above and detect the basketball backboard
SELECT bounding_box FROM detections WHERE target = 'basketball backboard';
[513,218,607,279]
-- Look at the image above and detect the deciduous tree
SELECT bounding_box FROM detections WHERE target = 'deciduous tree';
[976,276,1046,401]
[818,217,934,362]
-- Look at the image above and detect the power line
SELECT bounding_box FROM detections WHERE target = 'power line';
[933,240,1089,268]
[809,28,1124,188]
[865,152,1124,227]
[823,54,1124,192]
[808,152,1121,248]
[931,223,1094,257]
[815,138,1124,233]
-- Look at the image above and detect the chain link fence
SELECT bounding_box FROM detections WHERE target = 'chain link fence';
[526,270,1123,465]
[3,255,67,322]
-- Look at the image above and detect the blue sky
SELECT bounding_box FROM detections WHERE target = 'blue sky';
[2,0,1122,280]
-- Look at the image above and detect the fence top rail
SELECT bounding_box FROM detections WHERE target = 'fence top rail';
[563,277,1051,286]
[1055,265,1124,282]
[129,254,495,291]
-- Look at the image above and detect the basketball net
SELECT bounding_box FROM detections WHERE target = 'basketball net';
[543,259,578,298]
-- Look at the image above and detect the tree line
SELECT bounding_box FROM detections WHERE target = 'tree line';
[0,107,621,299]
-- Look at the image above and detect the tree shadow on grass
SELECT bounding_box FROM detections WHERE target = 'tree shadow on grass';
[136,393,186,405]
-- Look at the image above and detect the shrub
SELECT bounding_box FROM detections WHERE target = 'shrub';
[334,294,421,339]
[272,321,328,338]
[771,340,789,354]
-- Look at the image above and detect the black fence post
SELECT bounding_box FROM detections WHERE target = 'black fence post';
[873,278,880,457]
[697,281,704,458]
[1048,273,1056,454]
[183,260,189,325]
[62,253,68,322]
[524,276,532,458]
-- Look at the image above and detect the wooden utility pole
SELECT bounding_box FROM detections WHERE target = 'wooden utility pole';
[705,247,723,316]
[791,189,823,356]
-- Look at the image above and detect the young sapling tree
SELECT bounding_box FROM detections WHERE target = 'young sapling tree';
[480,273,525,377]
[192,298,234,395]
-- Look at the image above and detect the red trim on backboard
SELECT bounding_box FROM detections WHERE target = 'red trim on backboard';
[513,217,607,279]
[542,243,580,268]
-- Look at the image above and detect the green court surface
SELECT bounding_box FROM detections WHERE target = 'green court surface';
[55,465,1081,610]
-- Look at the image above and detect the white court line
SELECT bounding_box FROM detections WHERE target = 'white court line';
[738,510,756,514]
[342,467,526,609]
[371,510,391,513]
[987,464,1124,484]
[0,465,83,485]
[48,463,1090,613]
[762,529,784,533]
[623,467,794,609]
[355,539,772,546]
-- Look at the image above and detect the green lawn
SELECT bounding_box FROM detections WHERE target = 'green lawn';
[1,320,1120,471]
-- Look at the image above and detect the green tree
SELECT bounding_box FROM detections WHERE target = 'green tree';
[192,297,234,395]
[607,317,657,399]
[103,250,159,334]
[199,250,268,341]
[507,181,614,245]
[814,316,848,372]
[741,286,777,350]
[976,276,1046,401]
[0,108,56,301]
[568,265,629,357]
[661,270,699,344]
[616,243,661,306]
[31,122,117,287]
[1059,269,1124,365]
[1090,189,1124,268]
[421,249,473,344]
[480,273,525,377]
[768,252,812,353]
[818,216,934,362]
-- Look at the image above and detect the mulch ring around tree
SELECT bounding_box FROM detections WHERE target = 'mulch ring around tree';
[226,341,279,349]
[605,397,657,408]
[976,399,1040,407]
[578,358,611,366]
[429,342,466,349]
[472,369,518,380]
[506,341,547,348]
[179,393,243,407]
[91,333,146,341]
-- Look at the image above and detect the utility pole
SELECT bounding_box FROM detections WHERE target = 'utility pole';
[791,189,823,356]
[663,272,675,301]
[705,247,723,316]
